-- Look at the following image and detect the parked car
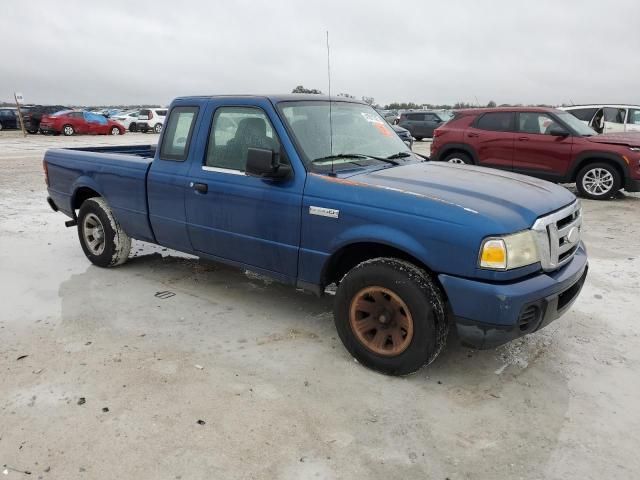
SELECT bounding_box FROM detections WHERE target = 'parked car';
[376,109,398,124]
[43,94,587,375]
[560,105,640,134]
[22,105,70,134]
[391,124,413,149]
[39,110,126,136]
[136,108,167,133]
[398,110,450,140]
[430,107,640,200]
[111,110,140,132]
[0,107,20,130]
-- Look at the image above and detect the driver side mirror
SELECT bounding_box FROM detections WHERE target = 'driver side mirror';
[245,147,291,180]
[548,126,569,137]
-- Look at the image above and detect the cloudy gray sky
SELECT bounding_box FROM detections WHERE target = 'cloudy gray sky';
[3,0,639,106]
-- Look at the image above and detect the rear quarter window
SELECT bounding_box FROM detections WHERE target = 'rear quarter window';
[159,106,199,161]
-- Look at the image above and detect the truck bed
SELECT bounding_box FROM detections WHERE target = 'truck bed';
[45,146,155,243]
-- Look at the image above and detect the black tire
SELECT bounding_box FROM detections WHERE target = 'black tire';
[141,127,148,133]
[62,124,74,136]
[0,122,3,131]
[443,151,472,164]
[414,136,423,141]
[129,123,137,133]
[27,128,38,134]
[153,123,162,134]
[575,162,621,200]
[77,198,131,268]
[334,258,448,376]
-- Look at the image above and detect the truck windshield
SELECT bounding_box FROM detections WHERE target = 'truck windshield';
[278,101,412,172]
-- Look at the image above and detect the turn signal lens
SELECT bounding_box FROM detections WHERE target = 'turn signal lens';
[480,239,507,269]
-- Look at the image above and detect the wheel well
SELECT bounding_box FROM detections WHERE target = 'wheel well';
[572,158,625,182]
[322,242,434,287]
[72,187,100,210]
[441,148,474,164]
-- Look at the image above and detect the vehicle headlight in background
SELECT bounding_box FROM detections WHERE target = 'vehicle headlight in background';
[479,230,540,270]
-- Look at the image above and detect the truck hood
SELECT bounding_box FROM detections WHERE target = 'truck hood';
[585,132,640,147]
[348,162,576,231]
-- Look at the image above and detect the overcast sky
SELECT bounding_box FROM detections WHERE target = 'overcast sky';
[3,0,639,107]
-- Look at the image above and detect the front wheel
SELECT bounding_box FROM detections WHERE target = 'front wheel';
[153,123,162,134]
[77,198,131,267]
[334,258,448,376]
[576,163,621,200]
[129,123,137,132]
[110,126,121,135]
[63,124,75,136]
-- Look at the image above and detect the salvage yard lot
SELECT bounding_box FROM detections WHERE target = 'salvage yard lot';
[1,132,639,479]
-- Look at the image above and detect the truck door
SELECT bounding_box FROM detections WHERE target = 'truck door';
[184,101,304,280]
[147,105,202,252]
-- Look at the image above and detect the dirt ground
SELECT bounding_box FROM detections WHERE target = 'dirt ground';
[1,131,639,479]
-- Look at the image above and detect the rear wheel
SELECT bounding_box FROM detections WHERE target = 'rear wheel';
[110,126,121,135]
[443,151,472,164]
[334,258,448,375]
[63,124,75,136]
[576,162,621,200]
[129,123,137,132]
[77,198,131,267]
[153,123,162,134]
[414,136,423,141]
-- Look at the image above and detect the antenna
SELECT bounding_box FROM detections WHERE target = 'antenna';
[326,30,335,176]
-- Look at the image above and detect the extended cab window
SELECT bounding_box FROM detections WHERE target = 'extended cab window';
[205,107,280,172]
[159,106,198,161]
[518,112,561,135]
[475,112,514,131]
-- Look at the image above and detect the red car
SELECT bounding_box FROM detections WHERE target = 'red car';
[430,107,640,200]
[39,110,126,136]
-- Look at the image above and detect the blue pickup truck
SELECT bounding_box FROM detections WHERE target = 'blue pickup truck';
[44,94,588,375]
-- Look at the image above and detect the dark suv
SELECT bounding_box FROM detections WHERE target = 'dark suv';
[0,108,20,130]
[22,105,69,134]
[430,107,640,200]
[398,110,450,141]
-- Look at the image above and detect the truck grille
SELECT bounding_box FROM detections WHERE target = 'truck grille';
[532,201,582,272]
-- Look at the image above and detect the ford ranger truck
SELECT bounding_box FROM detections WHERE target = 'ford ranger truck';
[44,95,588,375]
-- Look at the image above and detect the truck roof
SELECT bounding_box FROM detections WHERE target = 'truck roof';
[172,94,366,104]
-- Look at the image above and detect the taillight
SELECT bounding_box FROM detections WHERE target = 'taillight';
[43,160,49,187]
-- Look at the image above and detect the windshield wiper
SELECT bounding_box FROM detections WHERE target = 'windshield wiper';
[386,151,412,160]
[311,153,399,165]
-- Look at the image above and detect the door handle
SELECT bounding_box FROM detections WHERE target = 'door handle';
[190,182,208,193]
[467,132,479,138]
[517,137,530,141]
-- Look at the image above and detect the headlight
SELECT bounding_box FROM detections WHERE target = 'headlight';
[479,230,540,270]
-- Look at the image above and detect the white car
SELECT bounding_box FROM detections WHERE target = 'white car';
[560,104,640,134]
[136,108,167,134]
[111,110,140,132]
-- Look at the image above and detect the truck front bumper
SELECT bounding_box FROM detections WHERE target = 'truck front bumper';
[439,243,588,349]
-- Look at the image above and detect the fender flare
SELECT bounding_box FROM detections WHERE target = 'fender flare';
[70,177,103,218]
[568,151,629,181]
[320,224,435,283]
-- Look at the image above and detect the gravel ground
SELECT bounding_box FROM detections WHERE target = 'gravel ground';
[0,131,639,479]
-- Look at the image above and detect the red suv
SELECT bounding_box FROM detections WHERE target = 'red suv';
[430,107,640,200]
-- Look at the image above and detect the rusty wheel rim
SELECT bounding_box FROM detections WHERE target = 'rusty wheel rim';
[349,286,414,357]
